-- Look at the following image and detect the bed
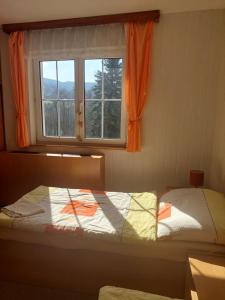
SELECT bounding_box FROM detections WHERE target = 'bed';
[0,186,224,257]
[0,186,224,298]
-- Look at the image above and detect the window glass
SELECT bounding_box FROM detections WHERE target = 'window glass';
[58,60,75,100]
[42,61,57,99]
[40,60,75,138]
[103,58,122,99]
[85,59,102,100]
[42,101,58,136]
[85,101,102,138]
[84,58,123,140]
[60,101,75,137]
[104,101,121,138]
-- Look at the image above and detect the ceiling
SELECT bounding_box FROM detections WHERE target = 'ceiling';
[0,0,225,25]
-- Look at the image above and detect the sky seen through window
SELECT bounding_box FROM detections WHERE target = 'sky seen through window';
[42,60,102,83]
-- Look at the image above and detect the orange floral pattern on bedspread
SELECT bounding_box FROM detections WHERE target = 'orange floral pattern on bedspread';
[157,203,172,221]
[61,200,99,216]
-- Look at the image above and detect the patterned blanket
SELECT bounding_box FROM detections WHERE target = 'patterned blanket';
[0,186,157,243]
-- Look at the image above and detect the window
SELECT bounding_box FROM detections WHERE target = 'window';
[33,57,125,145]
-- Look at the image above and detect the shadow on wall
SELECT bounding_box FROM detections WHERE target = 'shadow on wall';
[210,157,225,194]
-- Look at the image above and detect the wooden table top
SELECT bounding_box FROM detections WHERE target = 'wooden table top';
[188,253,225,300]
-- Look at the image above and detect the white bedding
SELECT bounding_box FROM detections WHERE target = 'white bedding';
[157,188,217,243]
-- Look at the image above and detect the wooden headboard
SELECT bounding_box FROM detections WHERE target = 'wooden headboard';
[0,151,105,206]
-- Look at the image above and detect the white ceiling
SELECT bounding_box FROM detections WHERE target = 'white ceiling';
[0,0,225,25]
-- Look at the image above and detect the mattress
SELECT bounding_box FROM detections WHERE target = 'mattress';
[0,225,224,262]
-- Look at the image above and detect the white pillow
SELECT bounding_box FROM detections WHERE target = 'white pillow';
[157,188,217,243]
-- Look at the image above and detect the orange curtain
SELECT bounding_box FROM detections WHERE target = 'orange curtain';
[125,21,154,152]
[9,31,30,148]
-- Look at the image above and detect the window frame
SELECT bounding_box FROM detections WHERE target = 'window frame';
[30,55,126,146]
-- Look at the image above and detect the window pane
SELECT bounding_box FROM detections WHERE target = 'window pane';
[43,101,58,136]
[60,101,75,137]
[104,101,121,139]
[41,61,57,99]
[103,58,122,99]
[85,101,102,138]
[58,60,75,99]
[85,59,102,99]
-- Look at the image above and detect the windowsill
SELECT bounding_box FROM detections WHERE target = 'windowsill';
[26,142,127,152]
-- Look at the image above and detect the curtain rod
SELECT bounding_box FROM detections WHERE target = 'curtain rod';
[2,10,160,34]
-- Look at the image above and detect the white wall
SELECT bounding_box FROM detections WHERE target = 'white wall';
[209,18,225,193]
[1,9,225,193]
[103,9,225,192]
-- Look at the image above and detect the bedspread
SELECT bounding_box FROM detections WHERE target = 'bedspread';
[0,186,157,243]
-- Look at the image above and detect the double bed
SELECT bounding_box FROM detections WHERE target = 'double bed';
[0,186,224,298]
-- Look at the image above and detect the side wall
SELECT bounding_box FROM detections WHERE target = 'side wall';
[103,9,225,192]
[1,9,225,193]
[209,16,225,193]
[0,86,5,150]
[0,59,5,150]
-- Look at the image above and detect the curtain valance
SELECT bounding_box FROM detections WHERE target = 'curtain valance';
[26,24,125,58]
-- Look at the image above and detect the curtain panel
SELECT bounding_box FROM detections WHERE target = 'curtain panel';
[125,21,154,152]
[9,31,30,148]
[7,22,154,151]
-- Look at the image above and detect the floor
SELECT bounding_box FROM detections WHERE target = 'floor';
[0,281,98,300]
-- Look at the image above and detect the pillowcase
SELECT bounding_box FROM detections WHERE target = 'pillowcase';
[157,188,217,243]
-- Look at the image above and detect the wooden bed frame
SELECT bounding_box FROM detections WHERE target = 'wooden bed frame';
[0,238,185,299]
